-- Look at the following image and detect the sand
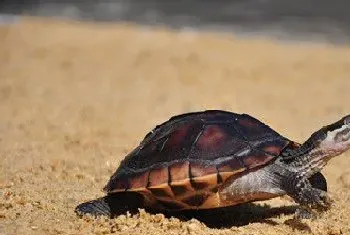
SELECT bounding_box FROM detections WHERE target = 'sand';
[1,18,350,235]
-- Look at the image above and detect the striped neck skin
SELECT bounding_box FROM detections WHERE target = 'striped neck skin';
[289,116,350,178]
[290,148,329,178]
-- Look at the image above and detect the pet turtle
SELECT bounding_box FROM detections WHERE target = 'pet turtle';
[75,110,350,219]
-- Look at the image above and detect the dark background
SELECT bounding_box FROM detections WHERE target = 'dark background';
[1,0,350,43]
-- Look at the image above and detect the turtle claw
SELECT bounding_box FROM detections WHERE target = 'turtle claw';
[311,189,332,211]
[294,208,316,220]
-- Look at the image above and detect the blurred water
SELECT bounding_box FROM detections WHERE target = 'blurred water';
[1,0,350,43]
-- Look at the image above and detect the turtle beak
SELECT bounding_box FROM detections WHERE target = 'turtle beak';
[335,115,350,142]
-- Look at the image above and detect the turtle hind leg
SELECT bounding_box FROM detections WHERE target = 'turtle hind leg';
[75,192,146,218]
[75,196,112,217]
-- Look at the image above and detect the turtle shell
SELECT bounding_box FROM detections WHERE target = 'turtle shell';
[104,110,291,210]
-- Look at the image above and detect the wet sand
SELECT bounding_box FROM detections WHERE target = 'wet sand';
[1,18,350,235]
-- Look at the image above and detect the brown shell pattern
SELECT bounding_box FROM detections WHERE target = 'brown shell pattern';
[104,110,290,210]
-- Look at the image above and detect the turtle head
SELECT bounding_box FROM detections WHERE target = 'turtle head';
[312,115,350,158]
[281,115,350,176]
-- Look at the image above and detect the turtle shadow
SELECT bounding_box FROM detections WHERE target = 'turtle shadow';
[162,204,311,231]
[77,193,310,230]
[161,203,297,228]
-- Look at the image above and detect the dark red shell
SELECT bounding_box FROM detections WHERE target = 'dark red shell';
[105,110,290,197]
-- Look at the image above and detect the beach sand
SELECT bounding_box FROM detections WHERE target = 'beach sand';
[1,18,350,235]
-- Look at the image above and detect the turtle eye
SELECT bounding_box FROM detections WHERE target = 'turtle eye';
[344,115,350,125]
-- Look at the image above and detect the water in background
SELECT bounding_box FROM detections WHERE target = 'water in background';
[1,0,350,43]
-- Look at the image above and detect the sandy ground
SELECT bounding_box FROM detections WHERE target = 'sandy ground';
[1,18,350,235]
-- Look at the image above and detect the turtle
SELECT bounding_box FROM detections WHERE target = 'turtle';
[75,110,350,219]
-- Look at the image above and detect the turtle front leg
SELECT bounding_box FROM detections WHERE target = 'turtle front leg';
[286,175,332,219]
[295,172,328,219]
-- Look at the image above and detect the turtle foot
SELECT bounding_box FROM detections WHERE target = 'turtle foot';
[75,196,112,217]
[75,193,146,218]
[303,188,332,211]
